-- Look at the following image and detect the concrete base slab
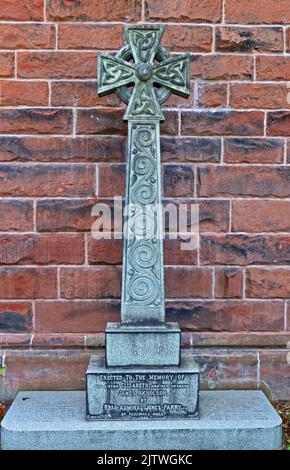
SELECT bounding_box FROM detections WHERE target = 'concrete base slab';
[1,390,282,450]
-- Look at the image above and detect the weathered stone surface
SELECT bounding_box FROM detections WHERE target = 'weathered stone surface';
[0,200,33,231]
[0,267,57,299]
[198,83,227,108]
[166,300,284,332]
[35,300,120,333]
[224,138,284,164]
[198,166,290,197]
[0,136,125,163]
[190,55,253,80]
[47,0,141,22]
[0,164,94,196]
[0,24,55,49]
[87,355,198,419]
[259,351,290,401]
[0,302,32,333]
[200,234,290,265]
[0,234,84,265]
[216,27,283,53]
[1,390,282,449]
[0,350,89,402]
[18,52,97,79]
[181,111,263,136]
[0,81,49,106]
[232,200,290,232]
[246,268,290,299]
[0,0,44,20]
[105,323,181,367]
[161,137,221,163]
[215,268,243,299]
[226,0,290,24]
[145,0,222,23]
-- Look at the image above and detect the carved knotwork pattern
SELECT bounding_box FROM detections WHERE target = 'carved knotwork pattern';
[124,123,161,307]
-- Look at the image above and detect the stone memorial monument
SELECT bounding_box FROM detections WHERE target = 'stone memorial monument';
[87,24,199,421]
[1,25,282,450]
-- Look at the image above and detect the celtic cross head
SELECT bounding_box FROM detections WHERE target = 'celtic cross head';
[98,25,190,121]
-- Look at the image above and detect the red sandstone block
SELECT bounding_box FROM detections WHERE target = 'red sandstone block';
[191,332,290,348]
[0,136,125,163]
[0,164,95,197]
[182,111,264,136]
[165,267,212,298]
[0,234,84,265]
[166,300,284,331]
[32,334,85,349]
[232,200,290,232]
[0,81,49,106]
[0,53,14,78]
[246,268,290,299]
[198,166,290,197]
[193,350,258,391]
[287,28,290,51]
[162,25,212,52]
[190,55,253,80]
[216,26,283,53]
[0,302,32,333]
[200,234,290,265]
[224,138,284,164]
[87,237,199,266]
[0,24,55,49]
[51,81,121,107]
[47,0,141,22]
[163,164,195,197]
[77,109,127,136]
[58,24,123,50]
[256,56,290,80]
[230,84,289,110]
[2,350,90,400]
[0,200,33,231]
[17,52,97,79]
[60,266,121,299]
[259,351,290,400]
[0,109,72,134]
[87,237,123,265]
[145,0,222,23]
[198,83,227,108]
[164,199,230,233]
[161,137,221,163]
[98,164,125,197]
[37,198,98,232]
[0,333,31,348]
[164,238,198,265]
[0,267,57,299]
[35,300,120,333]
[225,0,290,24]
[0,0,44,20]
[267,112,290,137]
[215,268,243,299]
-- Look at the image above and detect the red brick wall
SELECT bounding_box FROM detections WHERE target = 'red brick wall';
[0,0,290,401]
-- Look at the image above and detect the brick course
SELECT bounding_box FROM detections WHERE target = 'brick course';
[0,0,289,400]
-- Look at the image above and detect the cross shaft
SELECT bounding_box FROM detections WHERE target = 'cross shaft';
[98,25,190,325]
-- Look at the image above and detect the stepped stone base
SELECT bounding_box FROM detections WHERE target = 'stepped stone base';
[1,390,282,450]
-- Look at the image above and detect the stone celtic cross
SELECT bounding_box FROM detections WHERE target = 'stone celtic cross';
[98,25,190,326]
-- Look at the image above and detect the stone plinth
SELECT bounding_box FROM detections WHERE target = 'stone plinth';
[105,322,181,367]
[1,390,282,450]
[86,355,199,420]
